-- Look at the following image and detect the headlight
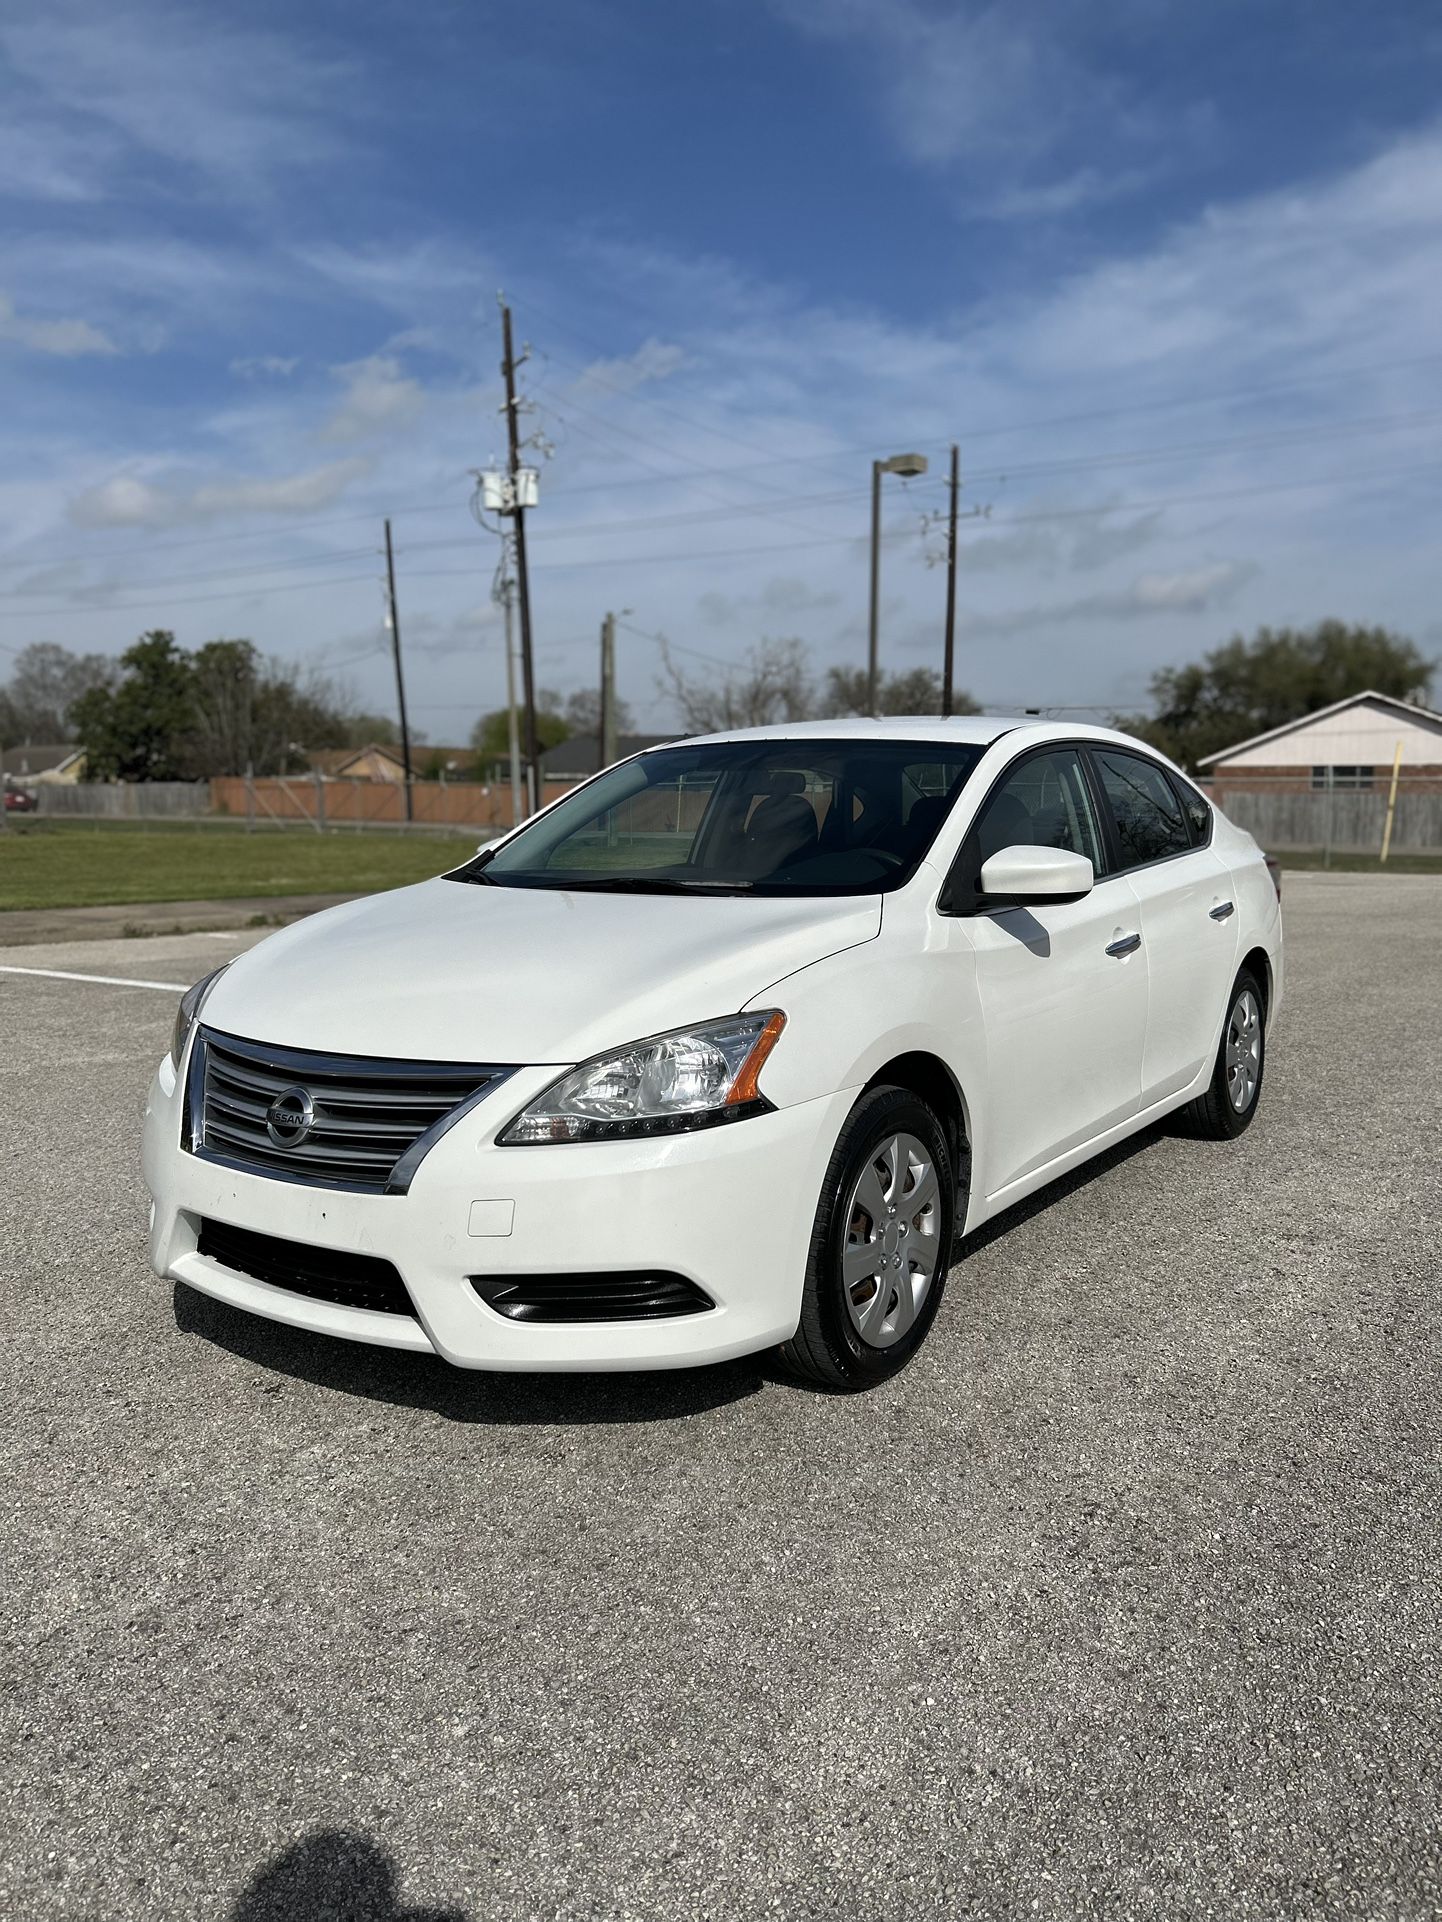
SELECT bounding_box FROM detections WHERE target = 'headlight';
[499,1011,786,1144]
[169,964,230,1069]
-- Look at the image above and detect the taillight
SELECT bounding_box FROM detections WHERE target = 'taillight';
[1264,854,1282,902]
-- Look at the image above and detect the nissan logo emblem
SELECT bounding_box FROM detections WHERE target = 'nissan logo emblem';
[265,1086,316,1149]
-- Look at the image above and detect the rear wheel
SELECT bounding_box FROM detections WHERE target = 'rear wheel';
[1185,968,1266,1139]
[779,1085,954,1389]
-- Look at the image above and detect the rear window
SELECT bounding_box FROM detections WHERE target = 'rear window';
[1094,749,1191,869]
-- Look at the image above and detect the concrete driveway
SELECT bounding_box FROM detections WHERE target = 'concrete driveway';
[1,874,1438,1920]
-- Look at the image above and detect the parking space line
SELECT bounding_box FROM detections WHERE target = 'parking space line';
[0,965,186,993]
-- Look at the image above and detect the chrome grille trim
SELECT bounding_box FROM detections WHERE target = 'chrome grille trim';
[184,1027,515,1195]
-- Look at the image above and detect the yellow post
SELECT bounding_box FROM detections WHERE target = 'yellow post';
[1379,740,1404,864]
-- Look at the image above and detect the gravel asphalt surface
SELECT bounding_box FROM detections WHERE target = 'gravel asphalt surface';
[2,873,1439,1921]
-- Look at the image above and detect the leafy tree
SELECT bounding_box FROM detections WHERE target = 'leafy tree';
[470,691,568,777]
[3,641,117,740]
[73,631,195,780]
[823,664,978,717]
[338,711,402,748]
[71,632,355,779]
[1116,621,1435,769]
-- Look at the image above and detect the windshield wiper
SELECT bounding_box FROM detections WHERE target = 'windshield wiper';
[551,874,753,894]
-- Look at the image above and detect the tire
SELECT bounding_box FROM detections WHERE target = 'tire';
[1185,967,1267,1140]
[778,1085,955,1390]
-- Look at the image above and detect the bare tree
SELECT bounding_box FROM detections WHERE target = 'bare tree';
[824,663,978,716]
[4,642,118,740]
[563,686,635,738]
[659,636,816,733]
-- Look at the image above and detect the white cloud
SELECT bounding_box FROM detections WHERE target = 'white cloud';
[69,458,372,528]
[0,2,355,204]
[697,575,844,627]
[0,291,118,357]
[575,339,688,396]
[774,0,1084,168]
[320,356,426,443]
[932,559,1259,642]
[980,165,1153,222]
[231,355,299,380]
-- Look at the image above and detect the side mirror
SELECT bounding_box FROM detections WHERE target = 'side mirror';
[979,844,1093,904]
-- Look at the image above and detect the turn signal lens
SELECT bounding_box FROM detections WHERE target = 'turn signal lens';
[726,1010,786,1105]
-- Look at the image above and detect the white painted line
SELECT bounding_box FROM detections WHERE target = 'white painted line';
[0,964,185,993]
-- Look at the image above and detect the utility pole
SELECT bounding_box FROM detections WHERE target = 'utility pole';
[867,451,929,715]
[942,443,959,718]
[867,462,883,718]
[599,611,618,771]
[384,517,414,823]
[499,300,540,813]
[500,564,523,826]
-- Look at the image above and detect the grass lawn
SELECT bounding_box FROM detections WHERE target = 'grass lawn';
[1273,849,1442,874]
[0,820,479,911]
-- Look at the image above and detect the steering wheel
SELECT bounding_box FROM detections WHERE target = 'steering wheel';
[867,848,905,870]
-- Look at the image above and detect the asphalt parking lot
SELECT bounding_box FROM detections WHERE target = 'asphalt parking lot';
[2,873,1439,1921]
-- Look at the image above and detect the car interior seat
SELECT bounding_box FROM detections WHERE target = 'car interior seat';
[743,771,819,874]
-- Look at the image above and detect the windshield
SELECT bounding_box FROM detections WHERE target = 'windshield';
[449,738,984,895]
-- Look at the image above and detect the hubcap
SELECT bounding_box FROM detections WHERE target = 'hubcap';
[1225,987,1262,1112]
[840,1131,942,1349]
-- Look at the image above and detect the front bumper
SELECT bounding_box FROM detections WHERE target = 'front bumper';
[142,1050,855,1371]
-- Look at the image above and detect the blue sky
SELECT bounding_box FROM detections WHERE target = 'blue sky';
[2,0,1440,736]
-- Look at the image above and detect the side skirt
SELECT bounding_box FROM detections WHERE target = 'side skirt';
[965,1060,1214,1235]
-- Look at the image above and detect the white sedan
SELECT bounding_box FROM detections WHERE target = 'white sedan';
[143,718,1282,1390]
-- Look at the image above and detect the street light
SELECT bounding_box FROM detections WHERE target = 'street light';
[868,451,929,715]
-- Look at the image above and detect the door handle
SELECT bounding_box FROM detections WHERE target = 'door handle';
[1209,900,1235,921]
[1105,932,1141,958]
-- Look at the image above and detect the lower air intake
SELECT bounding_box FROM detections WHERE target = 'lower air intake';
[198,1218,418,1320]
[469,1272,714,1323]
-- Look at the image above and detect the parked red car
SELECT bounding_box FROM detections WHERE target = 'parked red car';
[3,785,37,813]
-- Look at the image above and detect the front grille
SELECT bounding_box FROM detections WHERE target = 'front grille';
[469,1273,714,1323]
[187,1028,512,1194]
[198,1218,417,1319]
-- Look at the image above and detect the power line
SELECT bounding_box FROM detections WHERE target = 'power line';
[0,572,378,620]
[4,391,1439,608]
[402,453,1442,576]
[0,543,382,602]
[615,617,736,669]
[5,450,1438,624]
[2,346,1438,581]
[506,304,1442,476]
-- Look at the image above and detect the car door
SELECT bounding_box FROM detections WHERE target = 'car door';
[942,744,1149,1202]
[1088,746,1239,1104]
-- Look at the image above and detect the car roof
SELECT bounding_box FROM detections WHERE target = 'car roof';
[641,715,1160,755]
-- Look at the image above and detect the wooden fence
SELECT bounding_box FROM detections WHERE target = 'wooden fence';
[1207,785,1442,853]
[35,781,209,818]
[209,775,575,831]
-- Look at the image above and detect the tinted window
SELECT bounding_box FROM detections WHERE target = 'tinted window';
[452,739,983,896]
[974,748,1106,872]
[1170,774,1213,844]
[1095,750,1191,868]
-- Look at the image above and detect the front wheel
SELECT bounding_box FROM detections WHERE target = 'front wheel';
[778,1085,954,1390]
[1185,968,1267,1139]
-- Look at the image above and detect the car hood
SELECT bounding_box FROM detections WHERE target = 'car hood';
[201,876,881,1064]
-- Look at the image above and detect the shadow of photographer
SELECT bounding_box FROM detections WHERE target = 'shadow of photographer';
[232,1830,470,1922]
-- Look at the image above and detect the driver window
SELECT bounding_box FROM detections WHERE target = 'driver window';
[974,749,1105,871]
